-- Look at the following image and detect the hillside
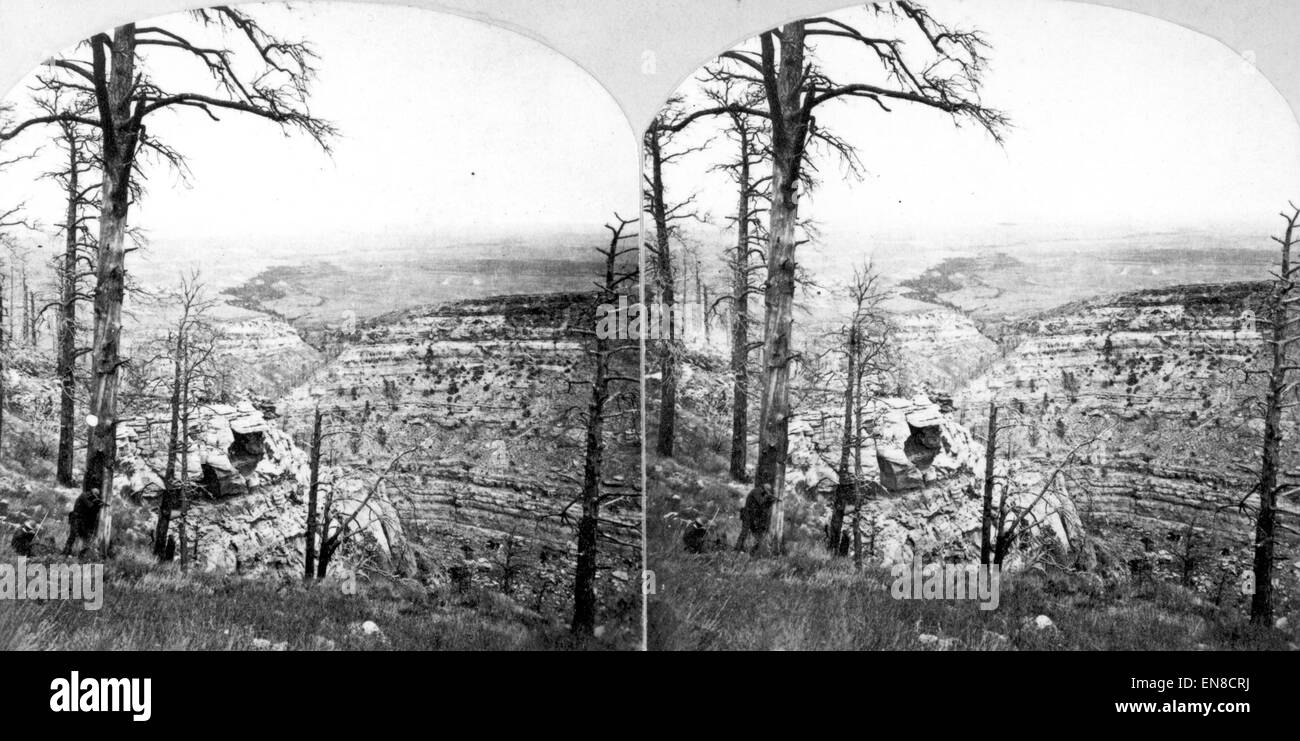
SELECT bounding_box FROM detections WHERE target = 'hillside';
[1,290,641,649]
[647,275,1299,649]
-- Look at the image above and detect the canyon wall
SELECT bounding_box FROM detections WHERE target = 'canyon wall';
[279,292,641,597]
[889,304,999,395]
[214,314,323,398]
[956,282,1300,561]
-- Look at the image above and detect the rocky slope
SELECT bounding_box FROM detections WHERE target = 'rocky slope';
[114,400,412,576]
[668,350,1081,568]
[956,282,1300,576]
[888,301,999,395]
[213,312,323,398]
[279,292,641,601]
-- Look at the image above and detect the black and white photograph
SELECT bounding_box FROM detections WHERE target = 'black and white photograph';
[644,0,1300,652]
[2,0,1300,725]
[0,1,642,651]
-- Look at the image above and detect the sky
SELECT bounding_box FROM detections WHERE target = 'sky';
[0,1,637,271]
[665,0,1300,255]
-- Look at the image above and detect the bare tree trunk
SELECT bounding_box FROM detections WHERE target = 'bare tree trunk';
[853,369,864,568]
[980,402,998,565]
[316,514,335,579]
[729,131,751,482]
[55,130,80,487]
[694,253,705,337]
[20,265,29,345]
[571,363,605,635]
[177,335,191,570]
[84,26,141,559]
[26,286,37,347]
[153,330,185,558]
[646,129,677,458]
[304,406,322,580]
[828,325,858,554]
[572,224,630,637]
[153,331,183,557]
[0,273,6,452]
[752,25,809,555]
[1252,210,1297,625]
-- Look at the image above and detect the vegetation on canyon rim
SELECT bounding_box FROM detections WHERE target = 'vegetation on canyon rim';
[644,1,1298,649]
[0,5,641,648]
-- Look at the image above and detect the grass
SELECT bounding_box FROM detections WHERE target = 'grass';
[1,547,634,651]
[646,414,1299,652]
[650,543,1296,651]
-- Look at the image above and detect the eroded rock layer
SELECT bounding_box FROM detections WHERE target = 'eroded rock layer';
[279,292,641,587]
[957,281,1300,548]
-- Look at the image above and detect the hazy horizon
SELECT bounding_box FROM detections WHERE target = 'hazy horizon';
[0,1,636,279]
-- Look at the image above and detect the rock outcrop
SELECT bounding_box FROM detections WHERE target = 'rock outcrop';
[115,400,413,575]
[889,304,999,395]
[783,394,1079,567]
[213,313,323,398]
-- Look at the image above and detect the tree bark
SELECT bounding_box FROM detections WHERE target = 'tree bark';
[20,266,29,345]
[55,127,80,487]
[752,25,809,555]
[571,231,623,636]
[728,128,751,482]
[153,331,184,559]
[980,402,998,565]
[1252,214,1295,625]
[83,25,141,558]
[304,406,322,580]
[646,128,677,458]
[828,324,858,554]
[0,273,6,452]
[177,334,191,570]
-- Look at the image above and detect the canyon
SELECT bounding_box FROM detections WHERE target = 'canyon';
[663,267,1298,594]
[3,285,639,619]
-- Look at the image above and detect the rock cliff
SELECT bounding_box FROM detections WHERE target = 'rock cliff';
[279,292,641,596]
[213,313,323,398]
[956,282,1300,560]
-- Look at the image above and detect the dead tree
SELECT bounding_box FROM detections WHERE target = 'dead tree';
[703,76,771,482]
[991,425,1107,566]
[304,405,323,579]
[315,437,426,579]
[570,215,639,637]
[0,228,36,453]
[153,273,217,561]
[980,402,999,565]
[644,101,706,459]
[661,4,1006,552]
[1250,203,1300,625]
[39,98,100,487]
[0,121,31,450]
[0,8,335,557]
[822,263,892,555]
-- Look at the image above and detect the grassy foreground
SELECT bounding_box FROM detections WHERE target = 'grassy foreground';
[647,456,1299,652]
[1,548,634,651]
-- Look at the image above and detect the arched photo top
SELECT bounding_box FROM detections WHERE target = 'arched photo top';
[647,0,1300,256]
[0,1,637,282]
